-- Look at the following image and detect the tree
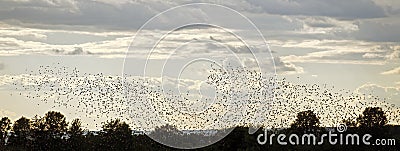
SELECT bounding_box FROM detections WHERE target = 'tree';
[0,117,11,147]
[152,124,182,135]
[67,118,84,150]
[13,116,31,133]
[100,119,133,150]
[30,115,46,150]
[357,107,387,128]
[102,119,130,134]
[69,118,83,136]
[29,111,68,150]
[149,124,184,149]
[342,118,357,127]
[31,115,45,131]
[9,116,31,147]
[43,111,68,136]
[290,110,320,133]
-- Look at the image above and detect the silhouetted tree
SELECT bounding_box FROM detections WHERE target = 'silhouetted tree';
[342,118,357,127]
[32,115,45,131]
[357,107,387,128]
[150,124,184,148]
[29,111,68,150]
[9,116,31,148]
[211,126,263,151]
[1,108,398,150]
[67,118,84,149]
[69,118,83,136]
[30,115,46,150]
[0,117,11,147]
[153,124,182,135]
[100,119,134,150]
[13,116,31,134]
[43,111,68,137]
[290,110,320,133]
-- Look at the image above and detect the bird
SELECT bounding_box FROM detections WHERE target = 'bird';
[9,63,400,131]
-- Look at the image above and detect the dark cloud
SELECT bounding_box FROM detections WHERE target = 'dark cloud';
[353,19,400,42]
[67,47,84,55]
[0,0,387,31]
[50,48,65,54]
[50,47,88,55]
[246,0,386,19]
[0,0,160,30]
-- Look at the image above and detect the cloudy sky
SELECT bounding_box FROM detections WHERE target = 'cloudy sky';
[0,0,399,129]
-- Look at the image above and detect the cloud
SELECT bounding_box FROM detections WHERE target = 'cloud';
[362,45,400,60]
[356,83,400,105]
[67,47,84,55]
[3,0,384,24]
[381,67,400,75]
[353,18,400,42]
[276,39,400,65]
[362,53,384,59]
[0,29,127,57]
[0,0,398,67]
[245,0,386,19]
[288,16,359,35]
[1,0,79,11]
[0,24,47,41]
[0,0,387,32]
[0,0,157,30]
[385,46,400,60]
[50,48,64,54]
[49,47,96,55]
[242,56,304,75]
[274,57,304,75]
[372,0,400,16]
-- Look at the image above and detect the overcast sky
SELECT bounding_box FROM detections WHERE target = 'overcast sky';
[0,0,399,129]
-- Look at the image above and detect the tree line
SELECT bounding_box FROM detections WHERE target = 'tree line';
[0,107,399,150]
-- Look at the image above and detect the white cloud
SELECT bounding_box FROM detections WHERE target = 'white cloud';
[362,53,384,59]
[286,16,359,35]
[276,39,400,65]
[356,83,400,105]
[385,46,400,60]
[274,57,304,75]
[0,24,47,41]
[381,67,400,75]
[0,0,397,57]
[0,25,271,58]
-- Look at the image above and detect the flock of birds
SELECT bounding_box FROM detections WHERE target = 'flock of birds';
[10,64,400,131]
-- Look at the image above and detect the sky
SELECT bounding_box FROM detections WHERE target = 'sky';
[0,0,399,130]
